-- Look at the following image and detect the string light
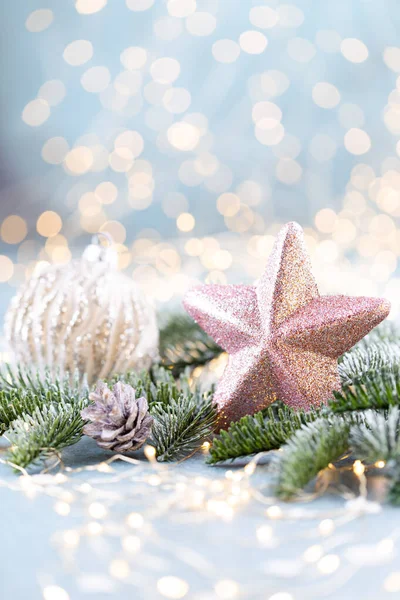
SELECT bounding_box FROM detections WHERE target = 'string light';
[109,559,130,580]
[375,460,386,469]
[88,502,107,519]
[156,576,189,599]
[87,522,103,535]
[353,460,365,476]
[214,579,239,599]
[127,512,144,529]
[43,586,70,600]
[0,448,397,599]
[318,519,334,536]
[122,535,141,553]
[303,544,324,563]
[317,554,340,574]
[54,501,71,516]
[266,505,283,520]
[144,445,156,462]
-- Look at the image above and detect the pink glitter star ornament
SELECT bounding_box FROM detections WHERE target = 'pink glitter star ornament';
[183,222,390,430]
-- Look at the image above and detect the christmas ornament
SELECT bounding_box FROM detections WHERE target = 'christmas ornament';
[81,381,153,452]
[5,236,159,384]
[183,222,390,430]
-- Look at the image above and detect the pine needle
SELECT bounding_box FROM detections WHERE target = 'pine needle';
[350,407,400,463]
[0,363,86,400]
[208,404,320,464]
[274,416,355,500]
[0,365,90,470]
[0,389,45,435]
[331,345,400,413]
[151,383,217,462]
[338,342,400,387]
[159,313,222,376]
[6,400,88,470]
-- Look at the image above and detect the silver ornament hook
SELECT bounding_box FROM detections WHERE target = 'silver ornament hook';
[83,231,118,267]
[93,231,114,248]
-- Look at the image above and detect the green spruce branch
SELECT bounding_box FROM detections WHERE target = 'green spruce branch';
[0,389,45,436]
[6,399,88,470]
[274,416,354,500]
[149,369,217,461]
[0,364,86,402]
[151,394,217,462]
[338,342,400,387]
[0,366,90,470]
[350,407,400,464]
[331,344,400,413]
[159,314,222,376]
[208,404,320,464]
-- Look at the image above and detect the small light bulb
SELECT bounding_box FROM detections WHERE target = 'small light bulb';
[144,445,156,461]
[87,521,103,535]
[109,559,130,580]
[319,518,334,536]
[353,460,365,476]
[375,460,386,469]
[266,505,282,519]
[54,501,71,516]
[88,502,107,519]
[127,512,144,529]
[244,462,256,476]
[201,441,211,452]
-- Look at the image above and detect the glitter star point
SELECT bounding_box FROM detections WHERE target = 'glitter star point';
[183,222,390,430]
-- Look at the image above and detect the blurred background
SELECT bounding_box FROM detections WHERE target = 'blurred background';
[1,0,400,340]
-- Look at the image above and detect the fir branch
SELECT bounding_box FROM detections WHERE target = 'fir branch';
[6,398,88,470]
[0,389,45,435]
[348,406,400,506]
[331,356,400,413]
[0,366,89,436]
[338,342,400,387]
[0,364,87,405]
[274,416,354,500]
[151,391,217,462]
[159,313,222,376]
[350,407,400,463]
[0,365,90,470]
[208,404,320,464]
[151,365,176,387]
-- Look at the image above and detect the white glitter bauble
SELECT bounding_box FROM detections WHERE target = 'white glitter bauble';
[4,239,159,384]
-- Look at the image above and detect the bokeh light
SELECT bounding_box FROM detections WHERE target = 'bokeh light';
[1,216,28,244]
[25,9,54,32]
[63,40,93,66]
[37,212,63,238]
[1,0,400,320]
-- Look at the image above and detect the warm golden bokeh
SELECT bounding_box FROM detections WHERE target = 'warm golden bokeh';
[1,216,28,244]
[36,211,63,238]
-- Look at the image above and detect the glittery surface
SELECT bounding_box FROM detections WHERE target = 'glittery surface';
[183,222,391,430]
[4,244,159,384]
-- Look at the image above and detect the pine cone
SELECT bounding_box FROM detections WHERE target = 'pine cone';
[81,381,153,452]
